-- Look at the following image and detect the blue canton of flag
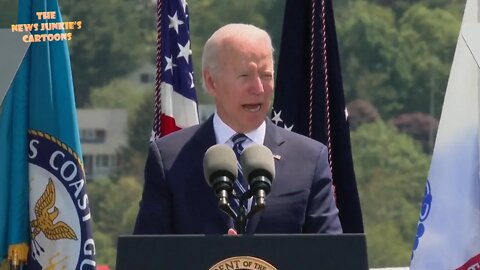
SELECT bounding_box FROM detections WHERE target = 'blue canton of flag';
[154,0,198,138]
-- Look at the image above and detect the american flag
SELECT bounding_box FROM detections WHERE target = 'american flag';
[153,0,199,139]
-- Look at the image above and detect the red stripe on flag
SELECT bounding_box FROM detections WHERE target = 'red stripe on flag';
[160,114,181,136]
[456,253,480,270]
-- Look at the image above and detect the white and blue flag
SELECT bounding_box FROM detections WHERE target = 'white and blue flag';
[410,0,480,268]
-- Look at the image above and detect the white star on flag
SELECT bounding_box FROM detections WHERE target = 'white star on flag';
[272,110,283,125]
[284,124,294,131]
[180,0,188,13]
[177,40,191,63]
[164,55,174,74]
[168,12,184,34]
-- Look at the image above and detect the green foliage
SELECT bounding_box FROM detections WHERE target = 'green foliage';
[127,92,153,158]
[336,1,461,119]
[394,4,460,116]
[91,230,116,267]
[366,221,413,266]
[120,92,154,177]
[337,2,402,116]
[360,0,464,16]
[351,122,430,267]
[60,0,156,107]
[89,177,142,267]
[88,78,145,116]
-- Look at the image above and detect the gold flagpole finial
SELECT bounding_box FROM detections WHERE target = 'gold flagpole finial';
[8,243,29,269]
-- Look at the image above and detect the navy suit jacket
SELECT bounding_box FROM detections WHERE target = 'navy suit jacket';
[133,117,342,234]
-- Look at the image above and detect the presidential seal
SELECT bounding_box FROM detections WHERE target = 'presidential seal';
[28,130,96,269]
[209,256,277,270]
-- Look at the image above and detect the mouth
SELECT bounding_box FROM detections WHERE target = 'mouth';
[242,104,262,112]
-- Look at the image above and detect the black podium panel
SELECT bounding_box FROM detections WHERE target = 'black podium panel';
[116,234,368,270]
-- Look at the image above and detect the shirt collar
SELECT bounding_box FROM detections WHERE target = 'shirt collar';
[213,112,265,146]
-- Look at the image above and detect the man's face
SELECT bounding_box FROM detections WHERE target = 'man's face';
[205,36,274,133]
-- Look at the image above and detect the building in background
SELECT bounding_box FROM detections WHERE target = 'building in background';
[77,109,127,180]
[125,63,156,90]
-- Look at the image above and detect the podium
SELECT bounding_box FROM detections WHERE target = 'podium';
[116,234,369,269]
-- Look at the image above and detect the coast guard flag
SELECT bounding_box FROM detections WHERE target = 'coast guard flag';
[410,0,480,268]
[272,0,363,233]
[152,0,198,138]
[1,0,96,268]
[0,35,30,267]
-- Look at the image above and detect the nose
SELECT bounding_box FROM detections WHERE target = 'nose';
[249,75,264,95]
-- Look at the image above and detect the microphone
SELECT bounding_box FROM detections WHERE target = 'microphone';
[203,144,238,208]
[240,144,275,210]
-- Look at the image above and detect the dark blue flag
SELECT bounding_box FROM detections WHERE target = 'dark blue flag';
[272,0,364,233]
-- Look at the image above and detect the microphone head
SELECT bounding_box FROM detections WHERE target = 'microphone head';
[203,144,238,187]
[240,144,275,184]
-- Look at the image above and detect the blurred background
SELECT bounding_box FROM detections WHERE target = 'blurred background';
[0,0,465,268]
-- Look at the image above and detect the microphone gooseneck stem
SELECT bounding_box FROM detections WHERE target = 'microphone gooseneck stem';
[255,189,266,206]
[234,197,248,234]
[216,189,229,206]
[219,201,237,221]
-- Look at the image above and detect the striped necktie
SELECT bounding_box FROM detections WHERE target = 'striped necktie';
[231,133,248,210]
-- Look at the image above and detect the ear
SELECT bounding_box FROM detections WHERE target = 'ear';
[203,68,217,97]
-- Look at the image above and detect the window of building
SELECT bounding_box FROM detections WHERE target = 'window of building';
[80,128,106,143]
[95,129,106,142]
[95,154,109,168]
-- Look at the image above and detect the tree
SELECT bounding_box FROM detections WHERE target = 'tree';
[367,0,464,17]
[88,78,145,116]
[60,0,156,107]
[88,177,142,267]
[394,112,438,153]
[336,2,461,119]
[351,122,430,266]
[395,4,460,117]
[121,92,154,178]
[337,2,402,117]
[347,99,382,130]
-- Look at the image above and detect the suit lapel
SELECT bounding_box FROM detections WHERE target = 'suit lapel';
[191,115,216,149]
[247,119,285,233]
[191,115,234,230]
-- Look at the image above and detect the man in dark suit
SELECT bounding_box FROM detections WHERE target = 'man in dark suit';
[134,23,342,235]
